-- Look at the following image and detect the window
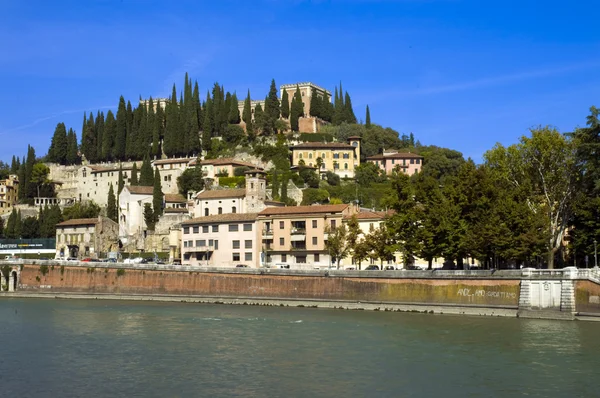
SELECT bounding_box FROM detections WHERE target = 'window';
[218,207,223,214]
[202,225,209,233]
[410,159,415,164]
[321,153,325,159]
[282,254,287,262]
[279,221,284,229]
[392,159,395,164]
[243,223,252,231]
[296,256,306,263]
[245,240,252,249]
[312,237,317,245]
[331,220,337,228]
[299,153,303,159]
[314,254,320,262]
[245,252,253,261]
[204,208,209,216]
[196,240,206,247]
[212,225,219,232]
[214,240,219,250]
[232,253,240,262]
[343,153,349,159]
[416,159,421,165]
[333,153,339,159]
[232,206,237,213]
[312,220,317,228]
[184,227,190,234]
[232,240,240,249]
[193,226,199,234]
[344,163,348,170]
[229,224,239,232]
[309,153,313,159]
[251,183,254,189]
[280,237,284,246]
[184,241,188,248]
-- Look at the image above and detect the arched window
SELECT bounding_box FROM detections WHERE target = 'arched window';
[309,153,313,159]
[232,206,237,214]
[299,153,303,159]
[218,207,223,215]
[344,163,348,170]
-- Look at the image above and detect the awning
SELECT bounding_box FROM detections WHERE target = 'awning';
[290,235,306,242]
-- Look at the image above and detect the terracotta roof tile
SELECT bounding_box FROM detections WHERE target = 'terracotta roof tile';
[195,188,246,199]
[152,158,193,165]
[367,152,423,160]
[292,142,354,150]
[57,218,99,227]
[258,204,349,216]
[126,186,154,195]
[164,208,189,214]
[165,193,186,203]
[182,213,258,225]
[189,158,261,168]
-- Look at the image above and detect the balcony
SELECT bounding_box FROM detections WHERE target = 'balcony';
[291,227,306,235]
[186,245,215,252]
[262,229,273,237]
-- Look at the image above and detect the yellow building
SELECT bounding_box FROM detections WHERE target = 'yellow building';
[0,175,19,215]
[290,137,361,178]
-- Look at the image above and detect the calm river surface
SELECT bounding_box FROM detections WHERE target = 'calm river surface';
[0,298,598,397]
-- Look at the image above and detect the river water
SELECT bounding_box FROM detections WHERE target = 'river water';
[0,298,598,397]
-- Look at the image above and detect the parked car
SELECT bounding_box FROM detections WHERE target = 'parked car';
[365,265,380,270]
[384,265,397,271]
[172,258,182,265]
[81,258,92,262]
[66,257,78,261]
[236,264,248,268]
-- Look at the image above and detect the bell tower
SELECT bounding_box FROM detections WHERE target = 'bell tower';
[245,169,267,212]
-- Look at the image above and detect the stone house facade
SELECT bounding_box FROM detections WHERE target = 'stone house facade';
[55,216,119,259]
[290,137,361,178]
[367,151,423,176]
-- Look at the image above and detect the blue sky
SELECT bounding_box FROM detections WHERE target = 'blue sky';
[1,0,599,163]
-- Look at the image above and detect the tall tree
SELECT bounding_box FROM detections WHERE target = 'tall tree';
[103,110,116,161]
[139,155,154,186]
[485,126,577,269]
[264,79,281,135]
[130,162,139,186]
[48,122,68,164]
[228,92,241,124]
[325,224,350,269]
[153,103,164,158]
[343,92,357,124]
[242,90,253,133]
[202,93,214,152]
[66,128,79,165]
[289,86,304,132]
[281,89,290,119]
[365,105,371,128]
[153,168,163,220]
[115,96,128,160]
[254,103,265,135]
[163,84,179,157]
[309,87,322,119]
[117,164,125,195]
[107,183,117,222]
[95,111,105,161]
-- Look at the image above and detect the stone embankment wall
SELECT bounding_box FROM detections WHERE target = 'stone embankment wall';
[575,280,600,314]
[17,264,520,307]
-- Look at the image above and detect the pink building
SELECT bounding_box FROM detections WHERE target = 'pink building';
[367,151,423,176]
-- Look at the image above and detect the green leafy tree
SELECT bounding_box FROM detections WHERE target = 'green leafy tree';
[325,223,350,269]
[177,166,205,197]
[14,210,22,238]
[21,217,40,239]
[107,183,118,222]
[485,126,577,269]
[223,124,245,146]
[355,162,386,187]
[62,201,101,221]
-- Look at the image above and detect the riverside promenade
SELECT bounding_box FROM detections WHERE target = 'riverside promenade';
[2,260,600,321]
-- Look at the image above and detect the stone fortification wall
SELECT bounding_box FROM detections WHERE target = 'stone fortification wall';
[16,263,520,307]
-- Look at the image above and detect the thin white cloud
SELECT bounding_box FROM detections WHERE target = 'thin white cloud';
[5,106,115,133]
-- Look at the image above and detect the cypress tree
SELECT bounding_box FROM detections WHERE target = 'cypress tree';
[103,110,116,161]
[48,122,68,164]
[152,168,163,220]
[139,155,153,186]
[115,96,128,160]
[281,89,290,119]
[264,79,280,135]
[66,128,79,165]
[193,81,202,129]
[242,90,253,133]
[254,103,265,135]
[107,183,117,222]
[323,93,334,123]
[271,170,279,200]
[290,86,304,132]
[5,209,16,238]
[17,161,25,200]
[14,210,22,238]
[202,93,214,152]
[117,164,124,195]
[187,90,200,156]
[130,162,139,186]
[280,174,288,203]
[333,86,343,125]
[81,112,97,162]
[10,156,19,174]
[163,84,179,157]
[154,103,164,159]
[365,105,371,128]
[309,88,321,119]
[343,92,357,124]
[228,92,241,124]
[126,104,140,159]
[95,111,105,161]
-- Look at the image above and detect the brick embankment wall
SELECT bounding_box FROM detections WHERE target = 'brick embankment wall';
[18,264,520,307]
[575,280,600,314]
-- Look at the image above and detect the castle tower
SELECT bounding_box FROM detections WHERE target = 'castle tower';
[245,169,267,212]
[348,136,362,167]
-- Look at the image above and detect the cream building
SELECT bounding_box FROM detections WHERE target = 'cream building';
[290,137,361,178]
[0,175,19,215]
[257,204,356,269]
[118,185,153,237]
[55,216,119,259]
[181,213,259,267]
[189,158,261,179]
